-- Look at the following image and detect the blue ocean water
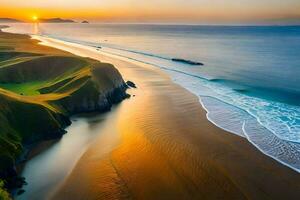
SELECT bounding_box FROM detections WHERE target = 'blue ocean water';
[4,23,300,171]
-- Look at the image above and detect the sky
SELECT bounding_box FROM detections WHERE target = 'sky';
[0,0,300,24]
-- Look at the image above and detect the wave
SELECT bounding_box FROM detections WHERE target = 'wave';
[169,71,300,172]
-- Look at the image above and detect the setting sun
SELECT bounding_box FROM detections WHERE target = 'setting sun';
[32,15,38,21]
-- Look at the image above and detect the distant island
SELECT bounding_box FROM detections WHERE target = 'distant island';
[39,18,76,23]
[81,20,89,24]
[0,18,24,23]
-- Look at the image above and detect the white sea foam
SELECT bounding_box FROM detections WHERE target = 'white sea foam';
[167,70,300,172]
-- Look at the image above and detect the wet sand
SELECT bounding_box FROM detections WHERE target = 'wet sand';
[37,37,300,200]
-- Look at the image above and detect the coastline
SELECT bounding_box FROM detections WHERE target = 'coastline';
[35,36,300,199]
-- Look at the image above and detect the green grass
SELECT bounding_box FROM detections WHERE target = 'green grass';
[0,180,11,200]
[0,81,46,95]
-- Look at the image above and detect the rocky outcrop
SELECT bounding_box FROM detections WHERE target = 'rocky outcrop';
[171,58,204,66]
[60,83,129,114]
[126,80,137,88]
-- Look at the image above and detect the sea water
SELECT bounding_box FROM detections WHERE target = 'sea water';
[5,23,300,171]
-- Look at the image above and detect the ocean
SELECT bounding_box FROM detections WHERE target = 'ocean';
[4,23,300,171]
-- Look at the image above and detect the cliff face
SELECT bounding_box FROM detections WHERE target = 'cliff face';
[54,63,129,114]
[59,82,128,114]
[0,89,72,191]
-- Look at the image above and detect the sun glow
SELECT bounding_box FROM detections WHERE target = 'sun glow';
[0,0,299,24]
[32,15,38,21]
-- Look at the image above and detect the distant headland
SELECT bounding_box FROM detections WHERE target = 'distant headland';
[0,17,76,23]
[39,18,75,23]
[0,18,24,23]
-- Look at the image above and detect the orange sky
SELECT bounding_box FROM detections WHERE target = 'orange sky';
[1,0,300,24]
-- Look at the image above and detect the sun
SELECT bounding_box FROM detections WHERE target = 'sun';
[32,15,38,21]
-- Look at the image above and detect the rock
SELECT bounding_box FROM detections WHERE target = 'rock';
[126,81,136,88]
[171,58,204,66]
[82,20,89,24]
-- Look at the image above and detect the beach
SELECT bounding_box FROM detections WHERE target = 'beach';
[33,36,300,199]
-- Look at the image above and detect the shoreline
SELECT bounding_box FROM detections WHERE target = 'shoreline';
[34,35,300,199]
[35,34,300,173]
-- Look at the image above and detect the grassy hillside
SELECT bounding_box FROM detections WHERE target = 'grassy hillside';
[0,28,128,197]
